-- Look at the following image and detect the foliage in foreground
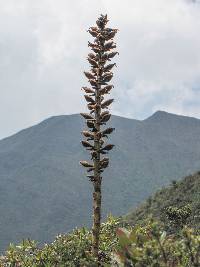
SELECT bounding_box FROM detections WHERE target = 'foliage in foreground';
[113,220,200,267]
[0,216,120,267]
[0,217,199,267]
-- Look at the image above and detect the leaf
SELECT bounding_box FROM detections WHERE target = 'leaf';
[116,228,131,247]
[160,231,167,245]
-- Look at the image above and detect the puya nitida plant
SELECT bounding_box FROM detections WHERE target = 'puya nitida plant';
[80,14,118,259]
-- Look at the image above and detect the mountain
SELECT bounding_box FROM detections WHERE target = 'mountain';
[125,171,200,229]
[0,111,200,251]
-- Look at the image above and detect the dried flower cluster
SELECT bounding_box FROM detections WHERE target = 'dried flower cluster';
[80,14,118,258]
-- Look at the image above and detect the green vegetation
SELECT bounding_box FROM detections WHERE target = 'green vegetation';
[0,216,120,266]
[0,172,199,266]
[125,172,200,230]
[0,217,199,266]
[114,220,200,266]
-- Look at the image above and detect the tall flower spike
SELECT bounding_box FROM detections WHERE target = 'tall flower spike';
[80,14,118,260]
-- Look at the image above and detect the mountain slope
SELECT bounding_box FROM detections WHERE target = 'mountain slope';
[0,111,200,251]
[125,171,200,229]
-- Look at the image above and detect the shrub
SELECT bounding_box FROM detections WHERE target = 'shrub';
[112,220,200,267]
[1,217,199,266]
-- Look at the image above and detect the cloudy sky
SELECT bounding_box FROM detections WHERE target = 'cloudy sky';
[0,0,200,139]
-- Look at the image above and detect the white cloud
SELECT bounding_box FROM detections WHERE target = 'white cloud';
[0,0,200,138]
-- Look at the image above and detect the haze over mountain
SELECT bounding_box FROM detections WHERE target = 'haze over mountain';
[0,111,200,251]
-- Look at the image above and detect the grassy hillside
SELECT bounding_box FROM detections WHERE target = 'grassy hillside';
[125,171,200,230]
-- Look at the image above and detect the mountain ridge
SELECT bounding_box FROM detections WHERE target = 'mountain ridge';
[0,111,200,251]
[2,110,198,142]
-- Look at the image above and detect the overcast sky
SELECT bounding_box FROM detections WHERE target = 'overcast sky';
[0,0,200,139]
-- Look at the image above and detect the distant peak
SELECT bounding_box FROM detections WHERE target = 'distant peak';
[152,110,168,116]
[144,110,187,122]
[145,110,199,122]
[145,110,172,121]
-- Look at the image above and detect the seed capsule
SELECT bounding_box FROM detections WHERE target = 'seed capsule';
[100,158,109,169]
[88,53,96,59]
[84,95,95,104]
[87,120,97,132]
[90,27,98,31]
[100,144,114,152]
[101,127,115,137]
[92,47,101,53]
[80,113,94,120]
[81,140,94,150]
[98,34,106,42]
[104,63,116,72]
[87,120,95,128]
[100,157,109,163]
[88,29,99,38]
[87,57,98,68]
[88,41,98,49]
[91,68,98,75]
[100,113,111,124]
[96,18,104,29]
[104,41,116,51]
[100,111,110,117]
[105,30,118,40]
[99,87,107,95]
[101,99,114,109]
[80,161,93,168]
[84,71,95,80]
[89,79,98,88]
[99,85,113,95]
[82,87,95,94]
[102,73,113,83]
[101,53,109,61]
[87,103,100,114]
[87,104,95,111]
[82,131,94,139]
[107,52,119,59]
